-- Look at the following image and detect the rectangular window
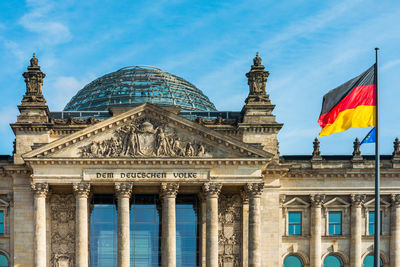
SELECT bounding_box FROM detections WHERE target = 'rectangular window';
[369,211,383,235]
[288,212,302,235]
[328,211,342,235]
[0,211,3,234]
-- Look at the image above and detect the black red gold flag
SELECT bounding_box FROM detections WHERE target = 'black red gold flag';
[318,64,376,136]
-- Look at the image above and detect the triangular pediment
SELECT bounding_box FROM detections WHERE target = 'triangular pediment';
[283,197,310,208]
[323,197,350,208]
[364,198,390,208]
[23,104,273,160]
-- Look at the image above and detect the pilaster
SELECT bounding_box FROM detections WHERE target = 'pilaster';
[310,194,325,267]
[391,194,400,267]
[350,194,365,267]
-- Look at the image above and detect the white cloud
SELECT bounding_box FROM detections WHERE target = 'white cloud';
[19,0,72,45]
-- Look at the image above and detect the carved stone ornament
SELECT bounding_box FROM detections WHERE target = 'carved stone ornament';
[351,194,366,207]
[218,194,242,267]
[160,182,179,197]
[245,52,270,103]
[115,182,133,198]
[50,194,75,267]
[22,53,46,103]
[391,194,400,207]
[79,118,211,158]
[310,194,325,207]
[244,183,264,197]
[240,189,249,204]
[73,182,90,198]
[203,183,222,197]
[353,138,361,158]
[31,182,49,197]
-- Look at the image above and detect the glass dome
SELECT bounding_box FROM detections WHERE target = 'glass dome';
[64,65,217,112]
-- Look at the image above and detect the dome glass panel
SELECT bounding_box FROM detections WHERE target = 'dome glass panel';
[64,66,217,112]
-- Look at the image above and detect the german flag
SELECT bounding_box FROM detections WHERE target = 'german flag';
[318,64,376,137]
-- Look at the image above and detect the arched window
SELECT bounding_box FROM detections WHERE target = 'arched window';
[323,255,344,267]
[0,254,8,267]
[283,255,303,267]
[363,254,383,267]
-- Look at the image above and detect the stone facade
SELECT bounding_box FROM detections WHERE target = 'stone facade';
[0,54,398,267]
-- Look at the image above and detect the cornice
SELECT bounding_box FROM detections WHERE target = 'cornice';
[24,157,270,166]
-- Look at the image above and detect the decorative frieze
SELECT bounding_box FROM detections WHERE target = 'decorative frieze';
[160,182,179,197]
[50,194,75,267]
[73,182,90,198]
[245,183,264,197]
[218,194,242,267]
[115,182,133,198]
[391,194,400,207]
[202,182,222,197]
[31,182,49,198]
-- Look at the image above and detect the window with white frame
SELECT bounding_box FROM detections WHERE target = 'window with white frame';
[328,211,342,235]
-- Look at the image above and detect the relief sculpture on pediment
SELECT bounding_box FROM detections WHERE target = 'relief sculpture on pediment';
[79,118,211,158]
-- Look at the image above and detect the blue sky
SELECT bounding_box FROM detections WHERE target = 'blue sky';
[0,0,399,156]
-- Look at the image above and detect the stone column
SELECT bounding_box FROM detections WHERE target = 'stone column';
[310,194,325,267]
[31,182,49,267]
[161,183,179,267]
[73,182,90,267]
[202,183,222,267]
[391,194,400,267]
[350,194,365,267]
[241,189,250,267]
[115,182,133,267]
[199,193,207,267]
[245,183,264,267]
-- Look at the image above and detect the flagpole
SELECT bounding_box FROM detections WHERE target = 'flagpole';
[374,47,380,267]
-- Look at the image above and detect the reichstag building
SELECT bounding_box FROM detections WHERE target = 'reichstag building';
[0,53,399,267]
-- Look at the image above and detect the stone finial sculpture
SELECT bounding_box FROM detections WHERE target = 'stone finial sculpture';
[394,137,400,159]
[245,52,270,103]
[352,138,362,158]
[22,53,46,103]
[312,137,321,159]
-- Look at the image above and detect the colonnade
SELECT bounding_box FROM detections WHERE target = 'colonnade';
[308,194,400,267]
[30,181,265,267]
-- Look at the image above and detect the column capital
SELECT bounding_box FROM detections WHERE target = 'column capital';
[310,194,325,207]
[31,182,48,198]
[245,182,264,198]
[202,182,222,197]
[351,194,366,207]
[160,182,179,197]
[240,188,250,204]
[73,182,90,198]
[115,182,133,198]
[392,194,400,207]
